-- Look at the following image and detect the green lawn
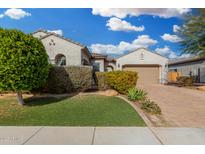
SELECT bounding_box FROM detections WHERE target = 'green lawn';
[0,95,145,126]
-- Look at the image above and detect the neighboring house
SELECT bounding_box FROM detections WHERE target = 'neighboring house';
[168,56,205,83]
[32,29,91,67]
[116,48,168,84]
[91,53,116,72]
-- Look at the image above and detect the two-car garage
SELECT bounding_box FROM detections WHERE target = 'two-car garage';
[116,48,168,84]
[122,64,161,84]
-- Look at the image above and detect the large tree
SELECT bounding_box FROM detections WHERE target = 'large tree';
[180,9,205,56]
[0,28,49,105]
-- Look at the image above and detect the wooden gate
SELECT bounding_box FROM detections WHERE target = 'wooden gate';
[168,71,181,82]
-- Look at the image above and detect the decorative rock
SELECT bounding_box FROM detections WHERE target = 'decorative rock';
[196,86,205,91]
[98,89,119,96]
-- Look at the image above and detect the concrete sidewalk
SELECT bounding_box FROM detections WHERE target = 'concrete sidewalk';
[0,127,205,145]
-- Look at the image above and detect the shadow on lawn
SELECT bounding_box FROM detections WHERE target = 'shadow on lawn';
[24,94,77,106]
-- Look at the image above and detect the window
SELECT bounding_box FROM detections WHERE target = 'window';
[140,53,144,60]
[55,54,66,66]
[118,64,120,68]
[93,62,100,72]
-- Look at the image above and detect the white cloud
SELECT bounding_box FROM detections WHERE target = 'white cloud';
[155,46,193,59]
[106,17,144,32]
[179,53,193,58]
[173,25,181,33]
[47,30,63,36]
[161,33,182,43]
[155,46,178,59]
[0,14,4,18]
[90,35,157,55]
[1,8,31,20]
[92,8,191,19]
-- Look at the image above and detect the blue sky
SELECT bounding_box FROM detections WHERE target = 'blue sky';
[0,8,193,59]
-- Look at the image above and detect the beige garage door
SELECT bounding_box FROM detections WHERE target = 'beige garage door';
[123,64,160,84]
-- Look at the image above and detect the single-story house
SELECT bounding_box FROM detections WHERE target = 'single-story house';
[32,29,91,67]
[116,48,168,84]
[32,30,168,85]
[168,56,205,83]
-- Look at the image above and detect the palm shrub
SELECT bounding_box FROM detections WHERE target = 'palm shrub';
[141,99,161,114]
[127,88,147,101]
[179,9,205,56]
[0,28,49,105]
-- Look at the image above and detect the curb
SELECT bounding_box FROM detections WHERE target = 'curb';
[116,95,164,144]
[116,95,154,127]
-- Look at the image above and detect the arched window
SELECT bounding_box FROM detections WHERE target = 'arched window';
[55,54,66,66]
[106,66,114,72]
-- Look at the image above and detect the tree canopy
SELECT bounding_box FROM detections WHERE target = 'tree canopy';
[180,9,205,56]
[0,28,49,105]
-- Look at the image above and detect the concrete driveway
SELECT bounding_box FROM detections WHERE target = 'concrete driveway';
[139,84,205,127]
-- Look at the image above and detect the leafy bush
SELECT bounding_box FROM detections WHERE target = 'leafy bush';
[95,71,138,94]
[141,99,161,114]
[0,28,49,105]
[127,88,147,101]
[45,66,93,94]
[177,76,194,86]
[95,72,110,90]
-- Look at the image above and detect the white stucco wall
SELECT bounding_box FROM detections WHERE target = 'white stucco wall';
[33,32,84,66]
[116,48,168,83]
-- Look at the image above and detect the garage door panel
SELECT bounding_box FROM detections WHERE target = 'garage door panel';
[123,66,159,84]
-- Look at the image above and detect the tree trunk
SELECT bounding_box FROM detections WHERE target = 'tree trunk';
[17,91,25,106]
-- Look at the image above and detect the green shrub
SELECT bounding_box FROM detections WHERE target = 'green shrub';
[127,88,147,101]
[95,72,110,90]
[0,28,49,105]
[106,71,138,94]
[141,99,161,114]
[95,71,138,94]
[177,76,194,86]
[45,66,93,94]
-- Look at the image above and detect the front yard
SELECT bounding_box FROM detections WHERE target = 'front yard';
[0,95,145,126]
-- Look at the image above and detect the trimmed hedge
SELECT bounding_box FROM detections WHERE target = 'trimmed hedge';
[95,71,138,94]
[45,66,93,94]
[95,72,109,90]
